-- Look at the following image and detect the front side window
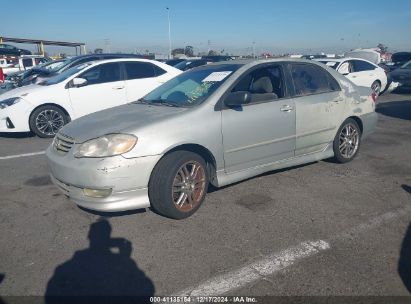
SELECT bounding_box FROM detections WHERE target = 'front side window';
[141,64,242,107]
[79,63,121,85]
[232,65,284,103]
[352,60,375,72]
[291,63,340,96]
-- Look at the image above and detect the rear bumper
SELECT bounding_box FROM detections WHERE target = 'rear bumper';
[360,112,378,140]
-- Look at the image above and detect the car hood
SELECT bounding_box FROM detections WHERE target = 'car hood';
[0,84,50,101]
[60,103,190,143]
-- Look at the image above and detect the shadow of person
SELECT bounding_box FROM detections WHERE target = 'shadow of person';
[402,184,411,194]
[45,219,154,301]
[399,223,411,293]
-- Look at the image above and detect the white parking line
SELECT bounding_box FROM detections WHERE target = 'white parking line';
[0,151,45,160]
[177,240,330,296]
[176,205,411,296]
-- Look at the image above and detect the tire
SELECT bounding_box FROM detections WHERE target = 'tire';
[371,80,381,95]
[332,118,361,164]
[29,105,69,138]
[149,151,209,219]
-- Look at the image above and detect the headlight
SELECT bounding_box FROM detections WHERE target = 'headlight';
[0,97,21,109]
[74,134,137,158]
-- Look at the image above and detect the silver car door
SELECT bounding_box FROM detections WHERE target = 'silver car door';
[222,64,296,173]
[290,63,344,156]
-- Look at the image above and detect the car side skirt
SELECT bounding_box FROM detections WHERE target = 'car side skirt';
[215,143,334,187]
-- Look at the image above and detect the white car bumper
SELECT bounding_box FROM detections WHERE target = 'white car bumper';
[0,100,33,132]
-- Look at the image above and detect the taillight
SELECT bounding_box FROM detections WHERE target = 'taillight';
[371,92,377,103]
[0,67,4,83]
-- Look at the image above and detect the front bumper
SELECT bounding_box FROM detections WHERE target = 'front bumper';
[0,99,33,132]
[46,145,162,212]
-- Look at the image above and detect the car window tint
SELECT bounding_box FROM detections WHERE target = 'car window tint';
[291,63,339,96]
[80,63,121,85]
[125,62,157,79]
[153,65,166,76]
[352,60,375,72]
[232,65,284,103]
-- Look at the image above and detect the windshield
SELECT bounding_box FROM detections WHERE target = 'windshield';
[400,60,411,69]
[38,63,92,86]
[140,64,242,107]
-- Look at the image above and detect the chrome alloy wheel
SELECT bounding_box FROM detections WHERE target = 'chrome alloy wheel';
[172,161,206,212]
[35,109,65,136]
[371,81,381,95]
[339,123,360,159]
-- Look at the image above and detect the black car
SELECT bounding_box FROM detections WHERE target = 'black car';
[173,59,211,71]
[0,44,31,56]
[15,53,143,86]
[390,60,411,88]
[386,52,411,71]
[201,55,233,62]
[165,59,186,66]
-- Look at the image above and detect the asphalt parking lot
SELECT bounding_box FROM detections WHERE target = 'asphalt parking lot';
[0,92,410,298]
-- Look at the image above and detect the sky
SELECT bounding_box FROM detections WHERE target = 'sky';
[2,0,411,56]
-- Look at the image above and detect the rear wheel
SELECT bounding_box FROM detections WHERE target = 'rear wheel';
[371,80,381,95]
[29,105,68,138]
[332,118,361,163]
[149,151,209,219]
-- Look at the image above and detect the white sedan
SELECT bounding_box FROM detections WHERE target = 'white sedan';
[0,58,181,137]
[315,58,387,95]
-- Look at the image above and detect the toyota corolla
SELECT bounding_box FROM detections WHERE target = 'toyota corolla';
[46,59,378,219]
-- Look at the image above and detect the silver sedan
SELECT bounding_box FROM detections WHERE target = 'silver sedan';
[46,59,378,219]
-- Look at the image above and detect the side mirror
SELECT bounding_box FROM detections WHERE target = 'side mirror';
[72,77,88,88]
[224,91,251,107]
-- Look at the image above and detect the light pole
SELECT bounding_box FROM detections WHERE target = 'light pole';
[167,7,172,59]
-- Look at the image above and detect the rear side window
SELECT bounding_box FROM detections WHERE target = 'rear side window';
[291,64,340,96]
[352,60,376,72]
[125,62,166,80]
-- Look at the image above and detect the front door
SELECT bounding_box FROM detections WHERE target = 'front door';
[222,64,296,173]
[68,62,127,118]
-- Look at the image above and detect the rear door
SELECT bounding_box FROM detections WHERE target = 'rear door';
[222,64,296,173]
[68,62,127,118]
[123,61,169,102]
[289,63,344,156]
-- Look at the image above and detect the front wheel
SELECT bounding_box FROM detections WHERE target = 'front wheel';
[332,118,361,163]
[149,151,209,219]
[29,105,68,138]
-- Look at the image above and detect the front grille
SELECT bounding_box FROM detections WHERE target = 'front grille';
[54,133,75,154]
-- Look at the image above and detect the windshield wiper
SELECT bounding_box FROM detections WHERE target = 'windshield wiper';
[136,98,180,107]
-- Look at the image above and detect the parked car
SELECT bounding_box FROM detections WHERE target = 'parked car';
[315,58,388,95]
[46,59,378,219]
[0,58,181,137]
[386,52,411,71]
[174,59,212,71]
[165,59,187,66]
[1,56,51,76]
[201,55,233,62]
[390,60,411,88]
[0,44,31,56]
[20,54,146,85]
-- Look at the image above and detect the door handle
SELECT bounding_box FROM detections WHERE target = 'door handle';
[351,75,357,78]
[112,86,125,90]
[331,98,343,103]
[280,105,294,112]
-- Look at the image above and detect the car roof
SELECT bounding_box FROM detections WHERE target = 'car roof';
[84,58,165,66]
